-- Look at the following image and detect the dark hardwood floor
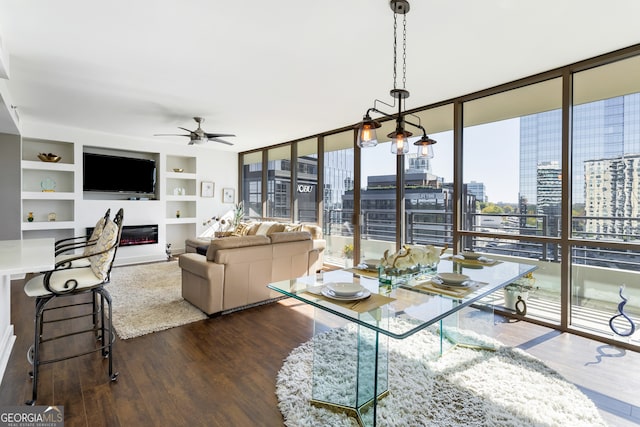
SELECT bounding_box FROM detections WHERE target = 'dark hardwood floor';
[1,265,639,426]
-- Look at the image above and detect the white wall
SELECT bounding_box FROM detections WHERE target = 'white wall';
[21,121,238,265]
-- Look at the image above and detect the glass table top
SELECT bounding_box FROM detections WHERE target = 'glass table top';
[268,259,536,339]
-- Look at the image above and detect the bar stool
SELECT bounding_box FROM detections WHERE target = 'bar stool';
[23,208,124,405]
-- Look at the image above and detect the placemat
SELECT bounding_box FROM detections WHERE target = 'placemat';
[408,279,487,299]
[445,256,502,267]
[302,291,395,313]
[346,267,379,278]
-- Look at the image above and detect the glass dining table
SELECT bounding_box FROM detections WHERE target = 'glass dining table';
[268,258,537,427]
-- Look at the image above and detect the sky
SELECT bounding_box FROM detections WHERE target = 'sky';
[360,118,521,204]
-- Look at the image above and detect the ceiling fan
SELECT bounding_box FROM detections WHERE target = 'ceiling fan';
[155,117,235,145]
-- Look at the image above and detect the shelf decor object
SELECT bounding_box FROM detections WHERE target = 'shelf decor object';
[201,181,214,198]
[40,177,56,192]
[37,152,62,162]
[48,212,56,222]
[27,212,34,222]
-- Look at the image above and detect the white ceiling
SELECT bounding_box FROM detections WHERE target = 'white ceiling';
[0,0,639,153]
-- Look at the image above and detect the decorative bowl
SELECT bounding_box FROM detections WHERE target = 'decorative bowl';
[436,273,470,285]
[173,168,184,173]
[325,282,364,297]
[461,251,481,260]
[38,153,61,163]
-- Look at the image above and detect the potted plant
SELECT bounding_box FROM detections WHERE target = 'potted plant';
[342,243,354,268]
[504,272,537,315]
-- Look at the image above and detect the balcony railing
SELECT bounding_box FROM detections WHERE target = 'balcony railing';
[323,209,640,269]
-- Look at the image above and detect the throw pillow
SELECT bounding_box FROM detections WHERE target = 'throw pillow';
[285,223,303,232]
[255,222,285,236]
[232,222,252,237]
[83,216,107,255]
[89,219,119,281]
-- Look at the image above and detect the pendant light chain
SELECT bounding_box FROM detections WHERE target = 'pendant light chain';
[402,13,407,89]
[393,12,398,90]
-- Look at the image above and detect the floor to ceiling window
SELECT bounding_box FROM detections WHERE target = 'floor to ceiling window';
[570,55,640,345]
[295,138,318,223]
[267,145,292,220]
[238,44,640,350]
[241,151,263,219]
[323,130,355,267]
[404,105,454,249]
[462,78,563,323]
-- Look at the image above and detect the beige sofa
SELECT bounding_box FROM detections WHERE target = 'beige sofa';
[179,222,325,315]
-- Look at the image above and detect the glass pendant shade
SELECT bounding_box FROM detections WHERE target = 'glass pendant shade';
[416,142,434,158]
[357,115,381,148]
[357,121,380,148]
[415,136,437,158]
[388,126,412,155]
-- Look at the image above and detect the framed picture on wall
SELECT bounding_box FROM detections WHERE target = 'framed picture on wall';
[201,181,214,198]
[223,188,234,203]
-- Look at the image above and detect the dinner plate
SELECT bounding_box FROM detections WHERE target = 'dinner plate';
[321,287,371,301]
[433,280,472,289]
[436,273,470,285]
[325,282,365,296]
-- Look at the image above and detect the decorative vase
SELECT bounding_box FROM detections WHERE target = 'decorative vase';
[345,259,353,269]
[27,212,34,222]
[176,210,181,218]
[504,288,529,310]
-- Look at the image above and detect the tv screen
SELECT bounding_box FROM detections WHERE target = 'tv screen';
[83,152,156,194]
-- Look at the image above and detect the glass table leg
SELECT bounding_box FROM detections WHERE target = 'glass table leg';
[311,308,389,427]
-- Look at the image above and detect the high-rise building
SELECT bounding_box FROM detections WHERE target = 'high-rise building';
[584,154,640,237]
[520,92,640,238]
[467,181,487,203]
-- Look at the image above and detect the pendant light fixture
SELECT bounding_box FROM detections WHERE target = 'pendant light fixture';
[356,0,437,157]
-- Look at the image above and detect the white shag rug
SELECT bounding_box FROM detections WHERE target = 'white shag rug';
[107,261,207,339]
[276,323,608,427]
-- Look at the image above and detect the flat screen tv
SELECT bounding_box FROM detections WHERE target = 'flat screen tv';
[83,152,156,194]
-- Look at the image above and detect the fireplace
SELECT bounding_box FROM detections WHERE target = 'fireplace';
[86,224,159,247]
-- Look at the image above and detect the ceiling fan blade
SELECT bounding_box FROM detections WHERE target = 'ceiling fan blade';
[209,137,234,146]
[154,133,192,137]
[178,127,196,134]
[204,132,236,138]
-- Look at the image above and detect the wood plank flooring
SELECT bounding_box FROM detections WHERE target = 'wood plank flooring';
[1,265,639,426]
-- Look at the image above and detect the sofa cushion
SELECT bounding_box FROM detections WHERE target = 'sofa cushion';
[196,245,208,256]
[255,222,286,235]
[269,231,311,244]
[206,235,271,261]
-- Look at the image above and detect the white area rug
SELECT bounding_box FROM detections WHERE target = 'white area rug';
[107,261,207,339]
[276,324,608,427]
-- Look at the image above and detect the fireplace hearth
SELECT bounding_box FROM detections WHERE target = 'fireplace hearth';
[87,224,159,247]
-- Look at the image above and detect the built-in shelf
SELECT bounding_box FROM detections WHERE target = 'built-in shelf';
[165,217,197,225]
[22,191,76,200]
[165,195,197,202]
[18,142,206,260]
[165,154,198,253]
[21,160,76,172]
[165,171,196,180]
[21,138,76,237]
[22,221,76,231]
